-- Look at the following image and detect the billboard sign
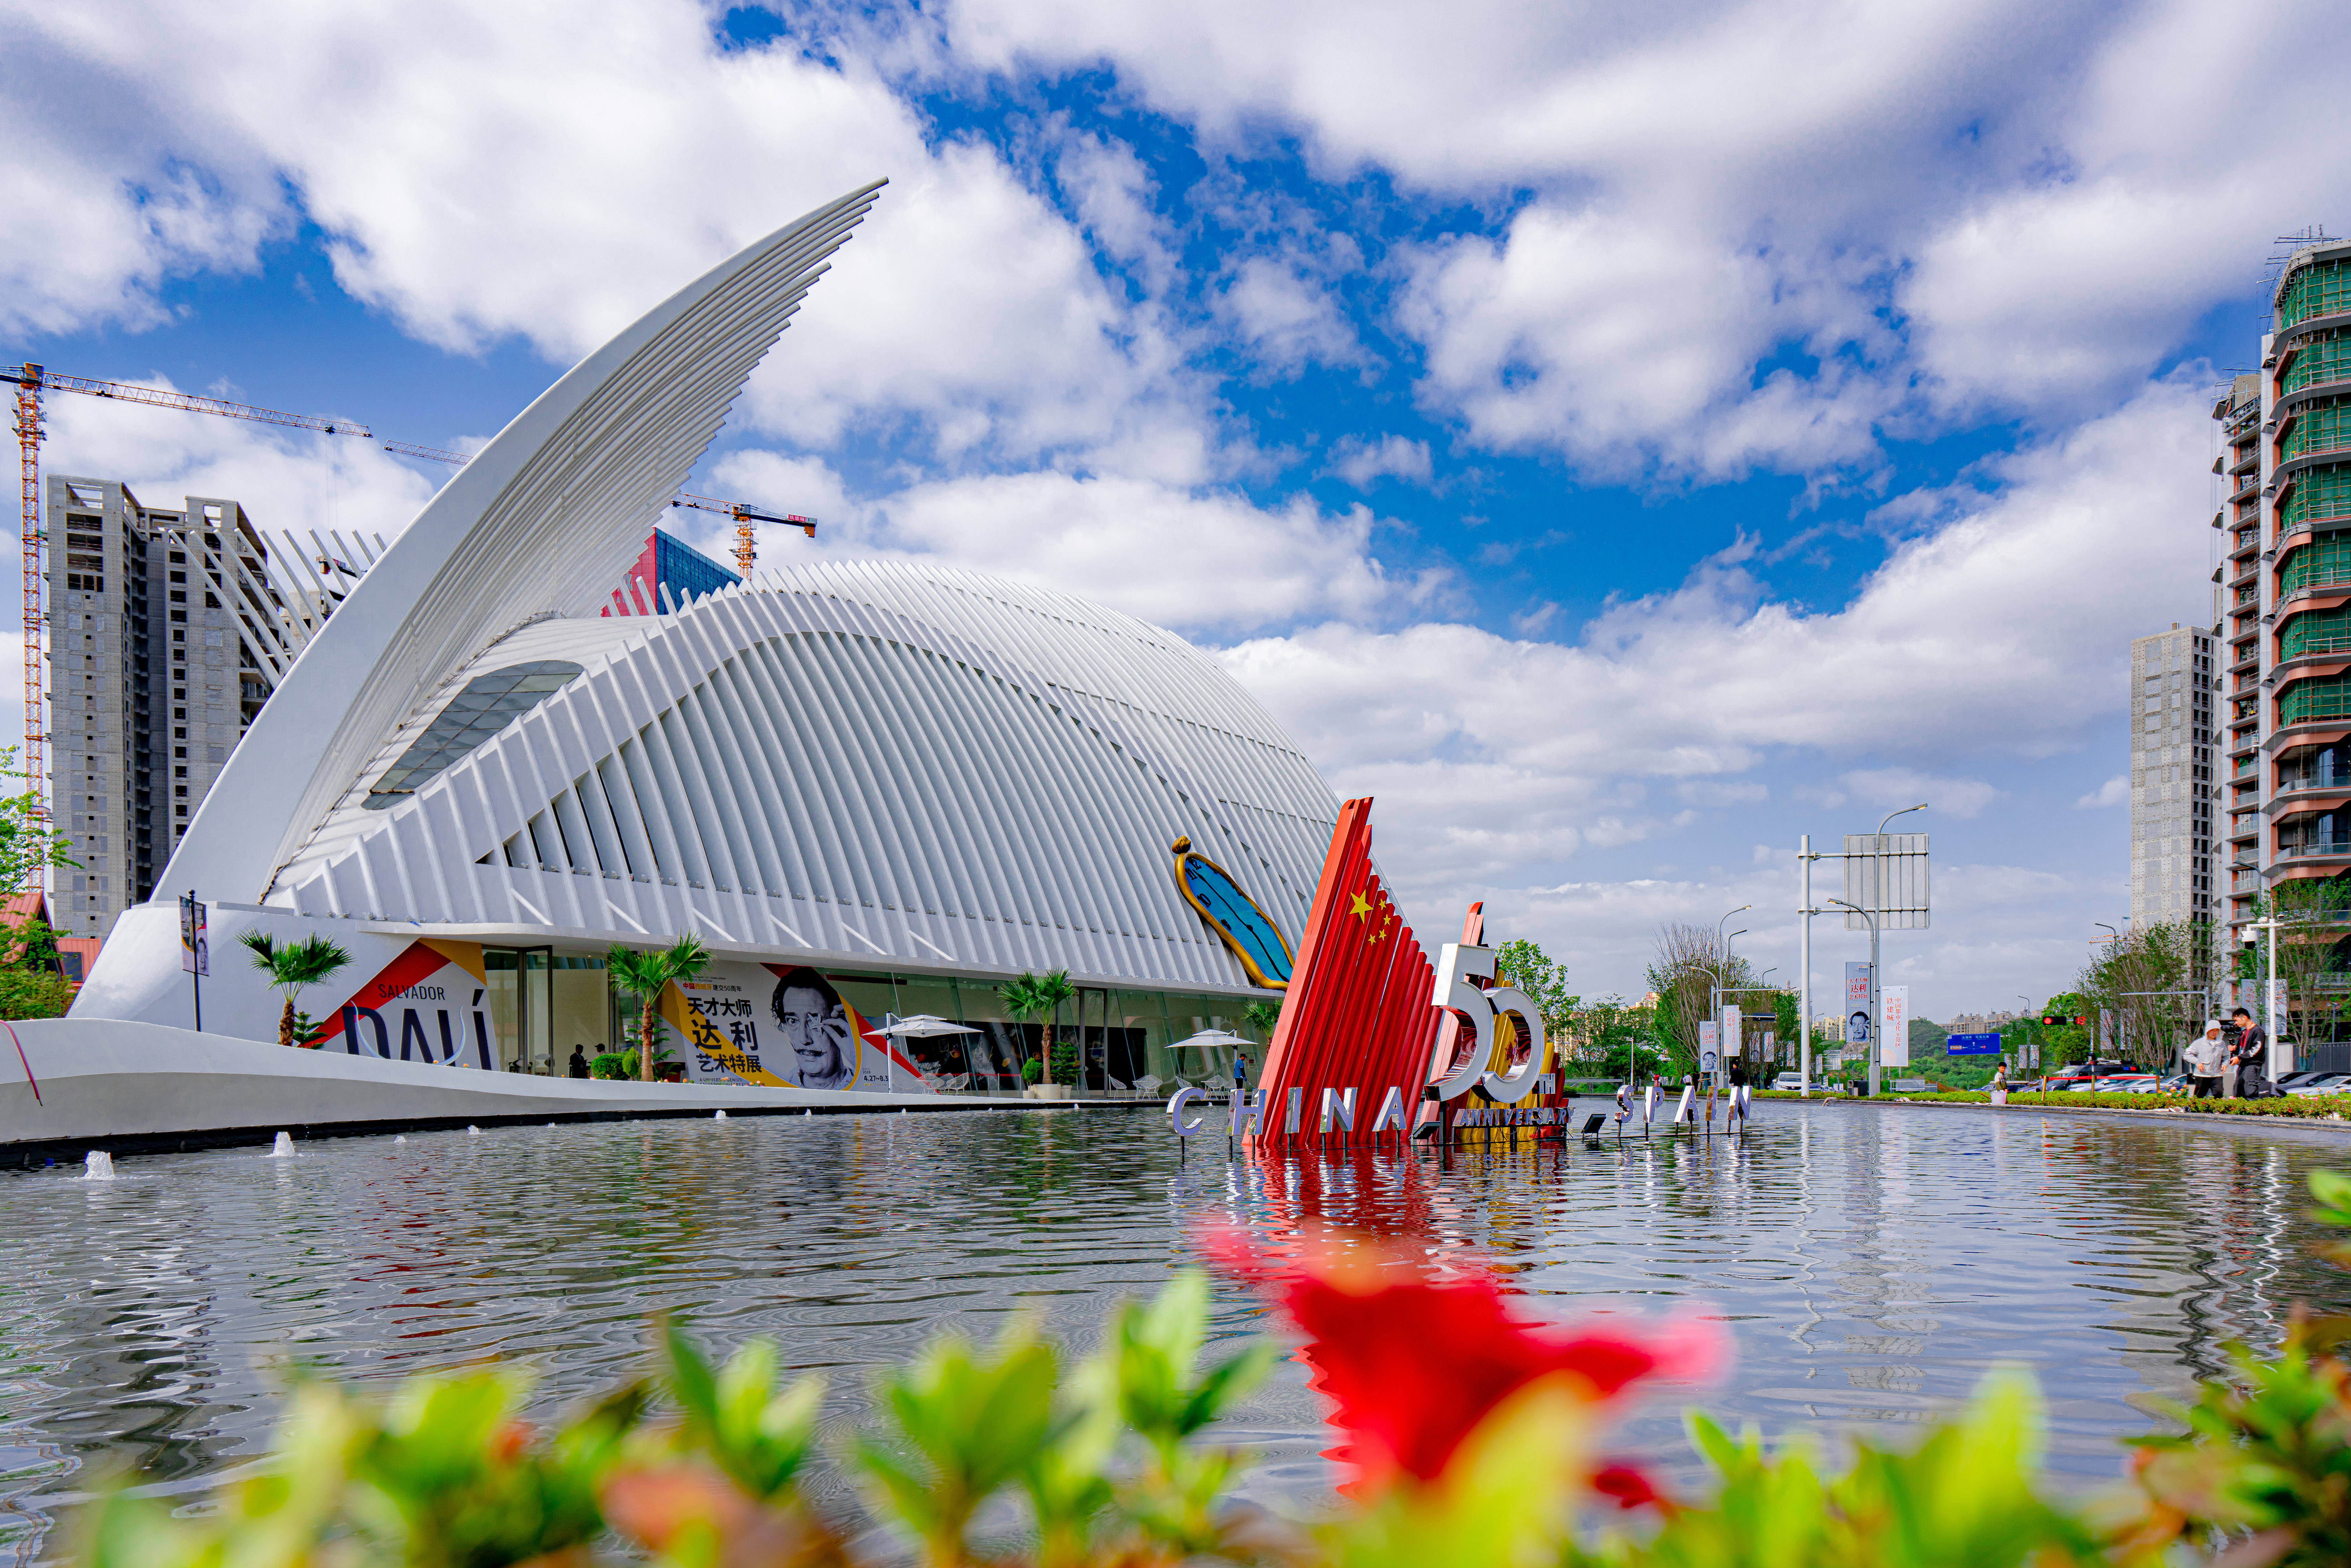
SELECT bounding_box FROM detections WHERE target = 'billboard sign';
[1946,1032,2002,1056]
[1841,833,1930,930]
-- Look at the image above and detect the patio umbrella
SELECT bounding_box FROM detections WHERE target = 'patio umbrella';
[1169,1029,1252,1050]
[871,1013,981,1092]
[1167,1029,1255,1091]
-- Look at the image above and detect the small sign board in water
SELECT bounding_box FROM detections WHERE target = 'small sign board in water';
[1946,1032,2002,1056]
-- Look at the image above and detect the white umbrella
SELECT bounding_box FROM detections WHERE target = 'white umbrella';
[1169,1029,1251,1050]
[871,1014,981,1092]
[872,1013,981,1038]
[1169,1029,1254,1093]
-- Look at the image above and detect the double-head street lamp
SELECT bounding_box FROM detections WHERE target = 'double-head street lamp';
[1709,905,1750,1084]
[1827,896,1879,1091]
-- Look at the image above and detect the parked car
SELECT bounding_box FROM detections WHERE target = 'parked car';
[1771,1072,1805,1091]
[2286,1073,2351,1098]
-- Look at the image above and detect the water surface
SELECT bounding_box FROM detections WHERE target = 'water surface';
[4,1101,2349,1562]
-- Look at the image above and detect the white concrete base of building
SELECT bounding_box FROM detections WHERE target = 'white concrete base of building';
[0,1017,1040,1166]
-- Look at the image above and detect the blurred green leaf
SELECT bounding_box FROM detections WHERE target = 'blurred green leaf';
[853,1320,1064,1567]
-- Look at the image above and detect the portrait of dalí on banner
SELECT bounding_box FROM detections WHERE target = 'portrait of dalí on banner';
[665,960,931,1092]
[770,967,857,1089]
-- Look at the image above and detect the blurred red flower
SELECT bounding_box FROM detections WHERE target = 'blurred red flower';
[1204,1225,1721,1492]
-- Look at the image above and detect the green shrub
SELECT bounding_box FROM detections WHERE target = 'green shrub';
[590,1052,625,1079]
[0,967,72,1019]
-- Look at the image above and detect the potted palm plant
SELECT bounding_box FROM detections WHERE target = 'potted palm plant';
[239,930,353,1047]
[998,969,1076,1098]
[606,936,713,1082]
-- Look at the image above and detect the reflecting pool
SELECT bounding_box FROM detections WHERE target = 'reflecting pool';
[5,1101,2351,1563]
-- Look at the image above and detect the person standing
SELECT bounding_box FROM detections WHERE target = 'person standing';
[2185,1021,2226,1099]
[568,1044,590,1079]
[2230,1006,2270,1098]
[1232,1052,1249,1095]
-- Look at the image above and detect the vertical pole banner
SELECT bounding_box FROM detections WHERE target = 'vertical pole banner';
[1880,986,1909,1068]
[2270,977,2289,1078]
[1698,1020,1719,1079]
[1721,1005,1741,1079]
[1842,962,1871,1056]
[179,891,208,1033]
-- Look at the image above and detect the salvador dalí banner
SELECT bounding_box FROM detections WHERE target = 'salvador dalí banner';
[321,938,494,1065]
[664,962,931,1092]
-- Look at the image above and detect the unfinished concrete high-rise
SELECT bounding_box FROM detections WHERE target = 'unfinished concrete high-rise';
[43,477,309,936]
[2130,623,2217,930]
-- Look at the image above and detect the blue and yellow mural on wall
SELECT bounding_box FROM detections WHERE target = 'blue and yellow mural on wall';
[1170,835,1294,989]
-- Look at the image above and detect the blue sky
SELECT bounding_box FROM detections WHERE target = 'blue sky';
[7,0,2338,1017]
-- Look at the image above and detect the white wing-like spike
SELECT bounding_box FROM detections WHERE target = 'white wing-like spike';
[158,182,886,902]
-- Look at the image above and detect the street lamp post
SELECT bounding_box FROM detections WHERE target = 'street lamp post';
[1830,897,1880,1093]
[1709,906,1750,1089]
[2240,914,2284,1085]
[1799,835,1817,1097]
[2092,921,2121,1088]
[1865,804,1928,1097]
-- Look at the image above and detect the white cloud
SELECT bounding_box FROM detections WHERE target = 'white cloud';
[1323,435,1431,489]
[6,1,1220,484]
[2076,775,2131,809]
[1217,256,1359,376]
[1395,207,1887,478]
[940,0,2351,458]
[709,459,1415,635]
[1833,768,2001,822]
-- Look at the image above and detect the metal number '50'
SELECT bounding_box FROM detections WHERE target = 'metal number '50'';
[1429,943,1547,1103]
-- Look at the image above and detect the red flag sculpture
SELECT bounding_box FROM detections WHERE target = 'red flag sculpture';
[1251,798,1442,1145]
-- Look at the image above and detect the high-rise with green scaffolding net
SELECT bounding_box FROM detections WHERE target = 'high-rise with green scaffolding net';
[2222,236,2351,945]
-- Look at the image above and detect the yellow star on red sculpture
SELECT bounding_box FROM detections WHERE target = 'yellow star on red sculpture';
[1349,890,1372,920]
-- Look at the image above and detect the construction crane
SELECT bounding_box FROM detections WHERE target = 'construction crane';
[6,362,818,816]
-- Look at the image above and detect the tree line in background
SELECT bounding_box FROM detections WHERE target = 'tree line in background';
[1493,927,1809,1086]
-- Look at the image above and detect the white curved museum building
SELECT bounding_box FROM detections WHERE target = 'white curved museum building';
[67,182,1339,1097]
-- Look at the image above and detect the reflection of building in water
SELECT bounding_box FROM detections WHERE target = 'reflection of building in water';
[73,191,1335,1091]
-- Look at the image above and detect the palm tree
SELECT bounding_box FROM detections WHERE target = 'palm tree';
[997,969,1076,1087]
[1242,1000,1281,1044]
[239,930,353,1047]
[607,936,713,1081]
